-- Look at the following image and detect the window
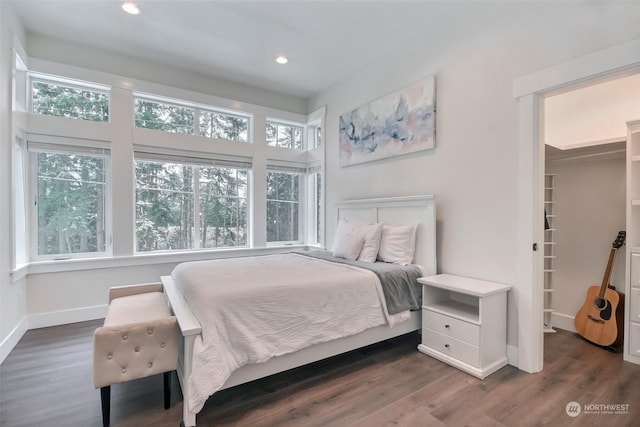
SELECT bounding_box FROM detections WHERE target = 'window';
[266,121,303,149]
[312,125,322,148]
[134,96,250,143]
[31,78,109,122]
[266,169,301,242]
[30,142,110,258]
[199,109,249,142]
[134,98,194,134]
[135,155,249,252]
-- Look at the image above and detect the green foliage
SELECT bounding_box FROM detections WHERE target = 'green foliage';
[134,99,194,134]
[199,111,248,142]
[136,161,248,251]
[36,152,106,255]
[266,122,303,149]
[266,172,299,242]
[32,81,109,122]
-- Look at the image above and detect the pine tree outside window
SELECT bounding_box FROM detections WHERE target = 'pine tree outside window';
[266,121,303,149]
[31,78,109,122]
[135,157,249,252]
[266,169,301,243]
[30,143,110,258]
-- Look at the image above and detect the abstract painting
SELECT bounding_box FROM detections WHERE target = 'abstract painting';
[338,75,436,166]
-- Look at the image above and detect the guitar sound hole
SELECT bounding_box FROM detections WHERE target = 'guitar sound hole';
[594,298,608,310]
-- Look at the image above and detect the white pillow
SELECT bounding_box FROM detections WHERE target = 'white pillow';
[358,222,383,263]
[332,218,383,263]
[332,232,364,260]
[377,223,418,265]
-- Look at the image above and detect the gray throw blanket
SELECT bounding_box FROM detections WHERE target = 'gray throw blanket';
[297,250,423,315]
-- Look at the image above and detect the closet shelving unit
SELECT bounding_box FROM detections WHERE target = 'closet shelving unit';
[543,174,557,333]
[624,120,640,364]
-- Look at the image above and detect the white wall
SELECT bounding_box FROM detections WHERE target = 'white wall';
[309,4,640,360]
[0,3,28,362]
[546,155,626,331]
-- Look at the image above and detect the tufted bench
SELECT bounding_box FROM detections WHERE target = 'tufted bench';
[93,283,178,427]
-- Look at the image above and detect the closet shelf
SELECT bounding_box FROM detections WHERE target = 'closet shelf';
[544,173,556,334]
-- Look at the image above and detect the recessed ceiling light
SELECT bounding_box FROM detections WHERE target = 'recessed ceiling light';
[276,56,288,65]
[122,2,140,15]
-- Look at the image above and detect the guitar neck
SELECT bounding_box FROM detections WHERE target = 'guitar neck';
[598,248,617,298]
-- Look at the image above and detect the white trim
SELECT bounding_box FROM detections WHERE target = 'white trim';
[0,306,109,364]
[513,38,640,98]
[24,245,308,275]
[0,316,28,365]
[551,312,576,333]
[514,38,640,374]
[27,304,107,330]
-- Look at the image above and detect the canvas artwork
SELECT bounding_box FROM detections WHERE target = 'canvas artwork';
[338,75,436,167]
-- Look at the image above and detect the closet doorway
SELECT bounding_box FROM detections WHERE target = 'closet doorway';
[541,73,640,348]
[514,40,640,374]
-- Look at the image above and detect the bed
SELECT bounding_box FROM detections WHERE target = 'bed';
[161,195,436,427]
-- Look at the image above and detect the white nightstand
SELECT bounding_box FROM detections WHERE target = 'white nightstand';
[417,274,512,379]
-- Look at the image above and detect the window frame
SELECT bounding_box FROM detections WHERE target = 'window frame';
[134,93,253,143]
[29,73,111,123]
[266,166,305,245]
[133,150,252,253]
[266,119,305,150]
[27,137,113,261]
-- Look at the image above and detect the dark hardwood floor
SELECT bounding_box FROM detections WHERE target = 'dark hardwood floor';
[1,321,638,426]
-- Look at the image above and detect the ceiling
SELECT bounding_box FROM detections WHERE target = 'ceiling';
[9,0,542,99]
[544,73,640,151]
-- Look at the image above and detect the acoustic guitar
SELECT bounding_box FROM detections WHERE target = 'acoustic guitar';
[574,231,626,347]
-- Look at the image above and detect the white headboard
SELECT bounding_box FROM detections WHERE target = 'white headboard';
[334,195,436,275]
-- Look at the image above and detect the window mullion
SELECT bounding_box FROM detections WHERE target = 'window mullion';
[194,108,201,137]
[193,166,201,249]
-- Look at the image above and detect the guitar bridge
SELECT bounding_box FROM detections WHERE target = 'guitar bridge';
[588,315,605,324]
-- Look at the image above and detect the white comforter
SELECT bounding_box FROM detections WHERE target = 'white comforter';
[172,253,401,413]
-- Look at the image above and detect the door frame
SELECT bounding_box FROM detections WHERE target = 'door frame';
[514,38,640,373]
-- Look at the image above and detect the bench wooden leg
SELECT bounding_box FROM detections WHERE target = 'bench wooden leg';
[100,386,110,427]
[164,371,171,409]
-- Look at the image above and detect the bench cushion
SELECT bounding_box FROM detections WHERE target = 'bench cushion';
[104,292,170,327]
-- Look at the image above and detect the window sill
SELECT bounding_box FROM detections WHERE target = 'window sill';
[21,245,310,276]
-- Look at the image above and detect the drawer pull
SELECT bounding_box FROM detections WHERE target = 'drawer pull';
[444,344,450,348]
[445,324,450,329]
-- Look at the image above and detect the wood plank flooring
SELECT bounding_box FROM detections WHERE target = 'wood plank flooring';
[1,321,638,426]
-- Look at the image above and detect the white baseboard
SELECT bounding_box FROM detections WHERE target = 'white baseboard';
[0,316,28,365]
[27,304,108,330]
[550,312,576,333]
[1,305,108,365]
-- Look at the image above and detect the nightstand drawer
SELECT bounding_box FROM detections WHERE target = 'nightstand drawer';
[422,327,480,367]
[422,309,479,346]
